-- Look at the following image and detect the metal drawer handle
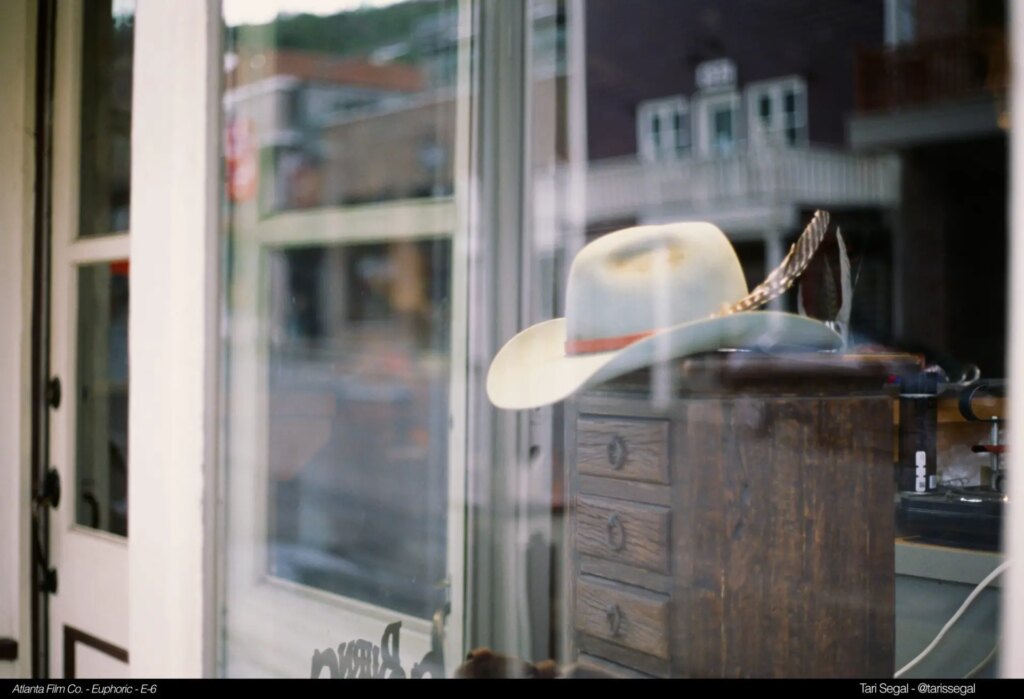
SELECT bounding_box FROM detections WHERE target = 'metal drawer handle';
[606,603,623,637]
[607,435,627,470]
[606,513,626,551]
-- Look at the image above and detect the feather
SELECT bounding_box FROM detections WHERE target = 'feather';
[822,254,838,319]
[836,227,853,334]
[719,210,830,316]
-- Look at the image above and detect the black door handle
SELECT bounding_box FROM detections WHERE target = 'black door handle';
[35,467,60,509]
[0,638,16,661]
[47,375,61,409]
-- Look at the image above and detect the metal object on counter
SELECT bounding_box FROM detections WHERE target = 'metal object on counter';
[897,380,1009,551]
[959,380,1007,493]
[897,371,939,493]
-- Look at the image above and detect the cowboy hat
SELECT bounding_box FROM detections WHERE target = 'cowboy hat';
[486,215,842,410]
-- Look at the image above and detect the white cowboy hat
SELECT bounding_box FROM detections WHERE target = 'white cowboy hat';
[486,215,843,410]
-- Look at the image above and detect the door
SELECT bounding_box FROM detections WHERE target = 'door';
[46,0,135,678]
[219,0,470,677]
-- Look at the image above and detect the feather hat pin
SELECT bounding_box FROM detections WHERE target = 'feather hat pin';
[796,220,855,346]
[720,210,830,316]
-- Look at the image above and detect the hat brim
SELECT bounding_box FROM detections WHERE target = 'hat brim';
[486,311,843,409]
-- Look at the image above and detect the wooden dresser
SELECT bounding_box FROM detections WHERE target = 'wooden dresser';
[567,353,906,678]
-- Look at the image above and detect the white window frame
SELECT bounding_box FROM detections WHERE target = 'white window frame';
[695,90,741,157]
[636,95,690,162]
[746,75,808,149]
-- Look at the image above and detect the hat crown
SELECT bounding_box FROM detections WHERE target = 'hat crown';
[565,222,748,346]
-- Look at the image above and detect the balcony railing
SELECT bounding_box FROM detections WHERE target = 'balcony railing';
[855,30,1007,113]
[584,147,900,224]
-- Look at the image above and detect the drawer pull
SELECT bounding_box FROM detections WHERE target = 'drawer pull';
[606,604,623,637]
[606,513,626,551]
[607,435,627,470]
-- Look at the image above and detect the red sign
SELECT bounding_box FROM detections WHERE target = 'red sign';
[225,116,258,203]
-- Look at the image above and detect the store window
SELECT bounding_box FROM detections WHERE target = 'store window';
[220,0,462,676]
[219,0,1011,680]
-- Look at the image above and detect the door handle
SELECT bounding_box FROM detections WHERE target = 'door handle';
[0,638,16,661]
[34,467,60,509]
[47,375,62,409]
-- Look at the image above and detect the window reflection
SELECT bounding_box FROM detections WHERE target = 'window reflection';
[579,0,1009,679]
[266,240,450,618]
[222,0,458,630]
[224,1,457,214]
[218,0,1012,680]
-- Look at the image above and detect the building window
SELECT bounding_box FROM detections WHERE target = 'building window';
[697,91,741,157]
[637,96,690,162]
[747,76,808,148]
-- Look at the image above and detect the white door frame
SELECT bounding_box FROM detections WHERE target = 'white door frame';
[47,0,131,678]
[0,0,37,680]
[126,0,220,678]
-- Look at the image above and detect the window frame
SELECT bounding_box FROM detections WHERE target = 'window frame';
[636,95,691,162]
[746,75,808,149]
[695,89,741,157]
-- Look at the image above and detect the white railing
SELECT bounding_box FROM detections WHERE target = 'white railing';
[585,146,901,223]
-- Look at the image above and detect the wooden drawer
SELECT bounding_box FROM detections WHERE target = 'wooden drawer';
[577,416,669,484]
[575,654,654,679]
[576,495,670,573]
[575,575,670,660]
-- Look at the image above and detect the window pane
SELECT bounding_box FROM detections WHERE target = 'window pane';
[75,261,130,536]
[213,0,1014,680]
[581,0,1008,680]
[783,88,797,115]
[712,106,734,151]
[78,0,135,237]
[672,110,687,150]
[224,3,456,214]
[759,93,772,123]
[220,0,461,677]
[265,239,450,617]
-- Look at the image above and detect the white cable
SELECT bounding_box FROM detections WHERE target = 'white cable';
[894,559,1011,678]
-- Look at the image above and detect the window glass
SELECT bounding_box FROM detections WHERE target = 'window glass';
[759,93,771,123]
[218,0,1012,680]
[75,261,130,536]
[783,89,796,114]
[220,0,461,677]
[671,111,684,145]
[78,0,134,237]
[581,0,1008,680]
[711,104,735,153]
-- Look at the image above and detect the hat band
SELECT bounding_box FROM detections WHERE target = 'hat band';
[565,329,655,355]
